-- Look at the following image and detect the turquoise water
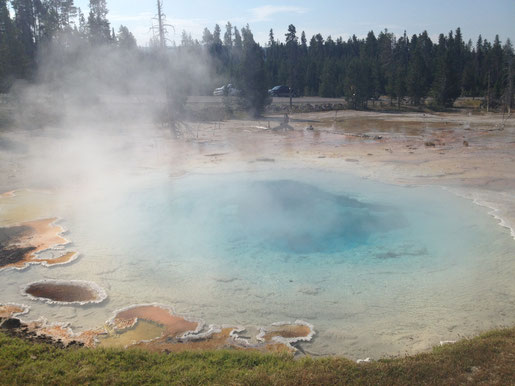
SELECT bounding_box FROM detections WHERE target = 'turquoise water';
[122,177,406,256]
[3,169,514,357]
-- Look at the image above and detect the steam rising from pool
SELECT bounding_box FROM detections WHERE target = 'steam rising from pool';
[221,180,405,253]
[1,169,514,358]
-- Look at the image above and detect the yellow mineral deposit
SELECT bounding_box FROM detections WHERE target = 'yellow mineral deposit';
[101,305,314,353]
[36,251,79,266]
[0,190,57,227]
[19,218,69,254]
[7,303,313,353]
[99,320,165,348]
[0,218,78,271]
[134,327,244,353]
[27,321,104,347]
[0,304,27,318]
[99,305,199,348]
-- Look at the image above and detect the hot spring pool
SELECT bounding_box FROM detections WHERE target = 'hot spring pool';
[3,169,515,357]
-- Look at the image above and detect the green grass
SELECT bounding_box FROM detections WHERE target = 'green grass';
[0,327,514,385]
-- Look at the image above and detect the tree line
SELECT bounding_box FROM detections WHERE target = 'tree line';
[1,0,513,113]
[0,0,136,92]
[200,23,513,110]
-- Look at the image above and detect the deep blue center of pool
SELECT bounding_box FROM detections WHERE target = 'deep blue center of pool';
[220,180,404,253]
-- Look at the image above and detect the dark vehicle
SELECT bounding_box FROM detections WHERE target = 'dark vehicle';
[268,85,296,97]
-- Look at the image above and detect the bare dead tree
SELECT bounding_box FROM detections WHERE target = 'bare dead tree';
[150,0,174,48]
[156,0,165,49]
[150,0,184,138]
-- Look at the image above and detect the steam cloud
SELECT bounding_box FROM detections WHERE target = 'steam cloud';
[3,35,220,197]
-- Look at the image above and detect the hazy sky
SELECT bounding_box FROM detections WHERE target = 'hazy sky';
[74,0,515,46]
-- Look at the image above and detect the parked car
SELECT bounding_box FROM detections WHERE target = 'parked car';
[213,84,241,96]
[268,85,296,97]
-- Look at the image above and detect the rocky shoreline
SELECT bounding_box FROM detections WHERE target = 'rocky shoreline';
[0,317,85,348]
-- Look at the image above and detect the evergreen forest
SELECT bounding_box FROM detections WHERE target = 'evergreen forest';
[1,0,513,111]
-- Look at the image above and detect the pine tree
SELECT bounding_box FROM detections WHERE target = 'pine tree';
[212,24,222,45]
[297,31,308,94]
[268,28,275,46]
[265,29,278,86]
[0,0,18,90]
[445,29,462,104]
[344,57,369,108]
[117,25,137,49]
[502,39,513,111]
[201,27,213,45]
[231,26,243,77]
[406,32,433,105]
[285,24,299,95]
[77,7,86,37]
[319,59,337,97]
[461,40,477,97]
[474,35,485,95]
[233,27,242,50]
[10,0,36,75]
[305,34,324,95]
[301,31,307,48]
[35,0,60,42]
[59,0,77,31]
[407,45,426,104]
[490,35,504,100]
[392,32,409,107]
[239,25,267,116]
[431,34,453,107]
[223,21,232,47]
[87,0,110,45]
[365,31,380,101]
[181,30,194,46]
[305,59,319,95]
[378,29,395,103]
[285,24,297,44]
